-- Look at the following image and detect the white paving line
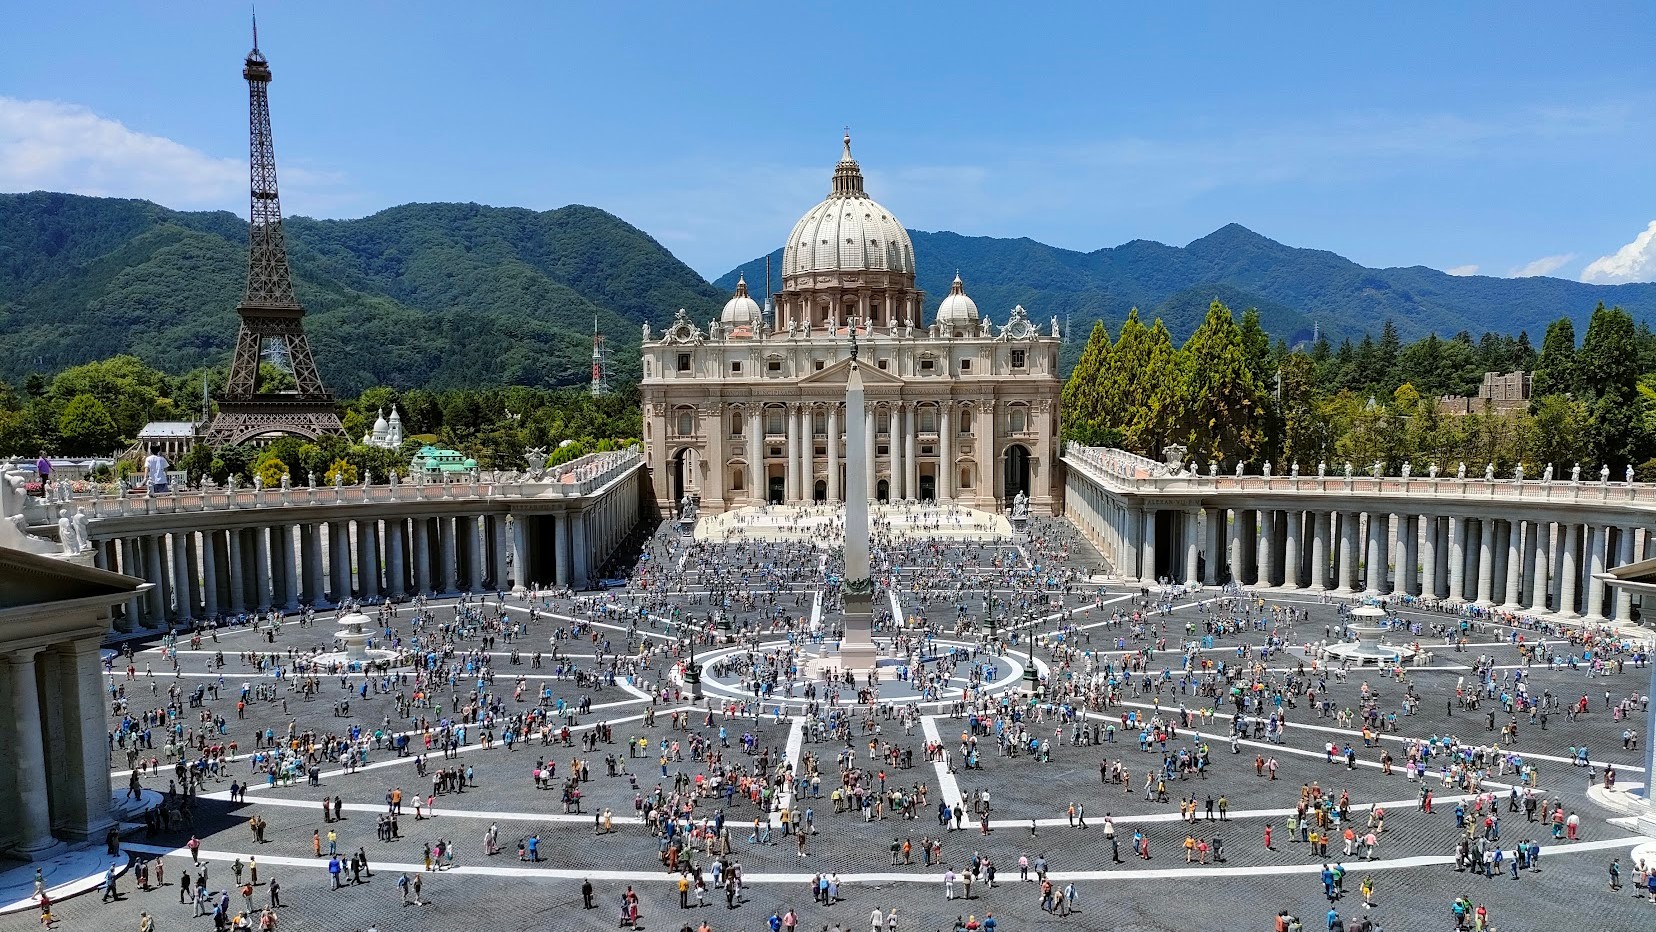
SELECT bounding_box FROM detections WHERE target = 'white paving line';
[773,716,806,827]
[920,715,963,808]
[115,835,1646,885]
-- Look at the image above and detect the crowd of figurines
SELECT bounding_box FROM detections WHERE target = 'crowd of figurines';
[1062,300,1656,479]
[0,354,642,485]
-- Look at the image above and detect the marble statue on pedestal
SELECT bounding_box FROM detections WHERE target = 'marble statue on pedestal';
[72,507,89,552]
[56,508,76,555]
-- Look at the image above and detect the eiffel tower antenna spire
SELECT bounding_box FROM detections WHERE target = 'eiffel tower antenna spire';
[205,22,343,445]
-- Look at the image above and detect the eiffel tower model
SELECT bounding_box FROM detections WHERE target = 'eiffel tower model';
[204,20,344,445]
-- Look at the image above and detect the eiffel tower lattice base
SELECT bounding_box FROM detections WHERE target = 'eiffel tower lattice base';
[204,400,344,447]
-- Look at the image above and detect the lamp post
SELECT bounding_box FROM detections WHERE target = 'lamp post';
[1022,610,1040,699]
[683,617,702,700]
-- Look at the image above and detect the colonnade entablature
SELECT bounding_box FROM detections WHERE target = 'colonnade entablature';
[23,453,646,635]
[1062,444,1656,628]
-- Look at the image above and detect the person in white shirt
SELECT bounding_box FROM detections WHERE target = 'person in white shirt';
[144,446,170,493]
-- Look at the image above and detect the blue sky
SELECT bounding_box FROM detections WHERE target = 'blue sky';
[4,1,1656,283]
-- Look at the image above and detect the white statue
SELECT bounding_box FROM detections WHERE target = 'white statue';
[1344,462,1353,478]
[56,508,76,555]
[363,469,373,488]
[1571,463,1581,484]
[1235,461,1244,478]
[1601,464,1610,485]
[980,317,992,337]
[1456,462,1466,480]
[1318,461,1327,478]
[227,475,239,493]
[1542,464,1553,484]
[389,470,399,488]
[1401,461,1411,479]
[1627,464,1636,485]
[1290,462,1300,478]
[72,507,89,552]
[333,471,343,489]
[253,474,263,492]
[1050,316,1060,337]
[1512,463,1523,483]
[1262,461,1272,478]
[280,474,290,491]
[308,471,317,488]
[1429,463,1438,479]
[1485,462,1495,482]
[642,322,651,342]
[1371,460,1383,479]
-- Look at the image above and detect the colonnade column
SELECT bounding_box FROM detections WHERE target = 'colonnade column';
[1419,517,1438,598]
[802,408,816,502]
[252,526,272,612]
[1183,511,1201,587]
[905,410,919,502]
[570,513,590,587]
[1203,507,1223,586]
[1307,512,1328,591]
[1584,525,1609,622]
[786,405,801,503]
[827,405,841,503]
[302,523,325,606]
[200,529,220,619]
[7,648,59,855]
[1255,510,1273,587]
[1614,527,1637,623]
[510,515,528,592]
[1282,510,1302,589]
[938,405,952,503]
[1528,522,1550,613]
[468,517,487,591]
[413,518,432,596]
[1141,509,1157,584]
[142,534,166,625]
[1501,520,1525,611]
[171,532,192,623]
[888,404,904,501]
[1475,518,1496,605]
[438,516,457,594]
[1446,517,1465,602]
[358,520,380,601]
[387,518,408,599]
[1556,522,1580,617]
[746,408,763,507]
[279,524,300,610]
[1364,513,1385,595]
[1394,515,1414,596]
[1227,509,1244,585]
[863,407,876,503]
[492,516,509,590]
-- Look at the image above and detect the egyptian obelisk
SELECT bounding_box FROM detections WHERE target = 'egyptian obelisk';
[838,331,879,674]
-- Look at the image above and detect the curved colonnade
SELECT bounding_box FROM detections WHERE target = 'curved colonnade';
[32,453,645,634]
[1064,444,1654,624]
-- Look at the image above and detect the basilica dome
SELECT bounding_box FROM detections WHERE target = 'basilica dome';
[720,275,763,327]
[934,273,979,329]
[782,133,915,280]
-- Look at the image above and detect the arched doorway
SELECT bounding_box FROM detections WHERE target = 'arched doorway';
[813,479,827,502]
[670,449,690,504]
[876,479,890,503]
[768,474,785,504]
[1003,444,1031,504]
[918,474,936,502]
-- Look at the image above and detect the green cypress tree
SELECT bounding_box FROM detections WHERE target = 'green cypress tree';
[1060,321,1113,443]
[1180,300,1268,467]
[1531,317,1577,401]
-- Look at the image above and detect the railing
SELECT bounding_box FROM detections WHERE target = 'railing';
[24,449,643,521]
[1063,442,1655,506]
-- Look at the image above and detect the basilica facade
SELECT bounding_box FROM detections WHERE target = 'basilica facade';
[641,135,1061,516]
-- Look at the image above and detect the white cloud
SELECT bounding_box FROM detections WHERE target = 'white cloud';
[0,96,245,207]
[1581,220,1656,284]
[1507,254,1575,278]
[0,96,348,215]
[1445,264,1479,276]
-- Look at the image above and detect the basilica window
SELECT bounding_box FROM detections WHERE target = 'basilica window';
[1011,349,1027,369]
[765,407,784,436]
[731,361,743,374]
[767,359,783,374]
[675,408,696,436]
[730,414,743,438]
[1010,404,1028,433]
[677,353,691,373]
[919,408,936,433]
[958,411,973,434]
[960,359,972,373]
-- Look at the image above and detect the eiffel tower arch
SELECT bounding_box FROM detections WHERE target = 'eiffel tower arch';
[205,21,344,446]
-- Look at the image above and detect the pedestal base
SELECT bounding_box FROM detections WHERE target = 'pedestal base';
[838,641,879,676]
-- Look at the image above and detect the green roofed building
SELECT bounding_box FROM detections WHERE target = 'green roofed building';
[410,444,477,476]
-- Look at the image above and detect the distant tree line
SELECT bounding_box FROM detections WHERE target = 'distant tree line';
[1062,300,1656,477]
[0,355,641,485]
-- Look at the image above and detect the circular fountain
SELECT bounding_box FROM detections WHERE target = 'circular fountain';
[316,609,398,670]
[1325,603,1417,665]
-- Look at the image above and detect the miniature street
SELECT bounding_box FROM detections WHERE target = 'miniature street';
[14,514,1656,932]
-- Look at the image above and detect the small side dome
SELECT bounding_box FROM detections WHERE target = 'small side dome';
[370,409,389,442]
[720,275,763,327]
[934,273,980,329]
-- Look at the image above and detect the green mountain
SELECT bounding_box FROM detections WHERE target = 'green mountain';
[0,192,725,395]
[715,223,1656,358]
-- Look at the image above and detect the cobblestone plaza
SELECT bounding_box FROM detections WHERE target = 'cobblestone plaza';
[12,515,1656,932]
